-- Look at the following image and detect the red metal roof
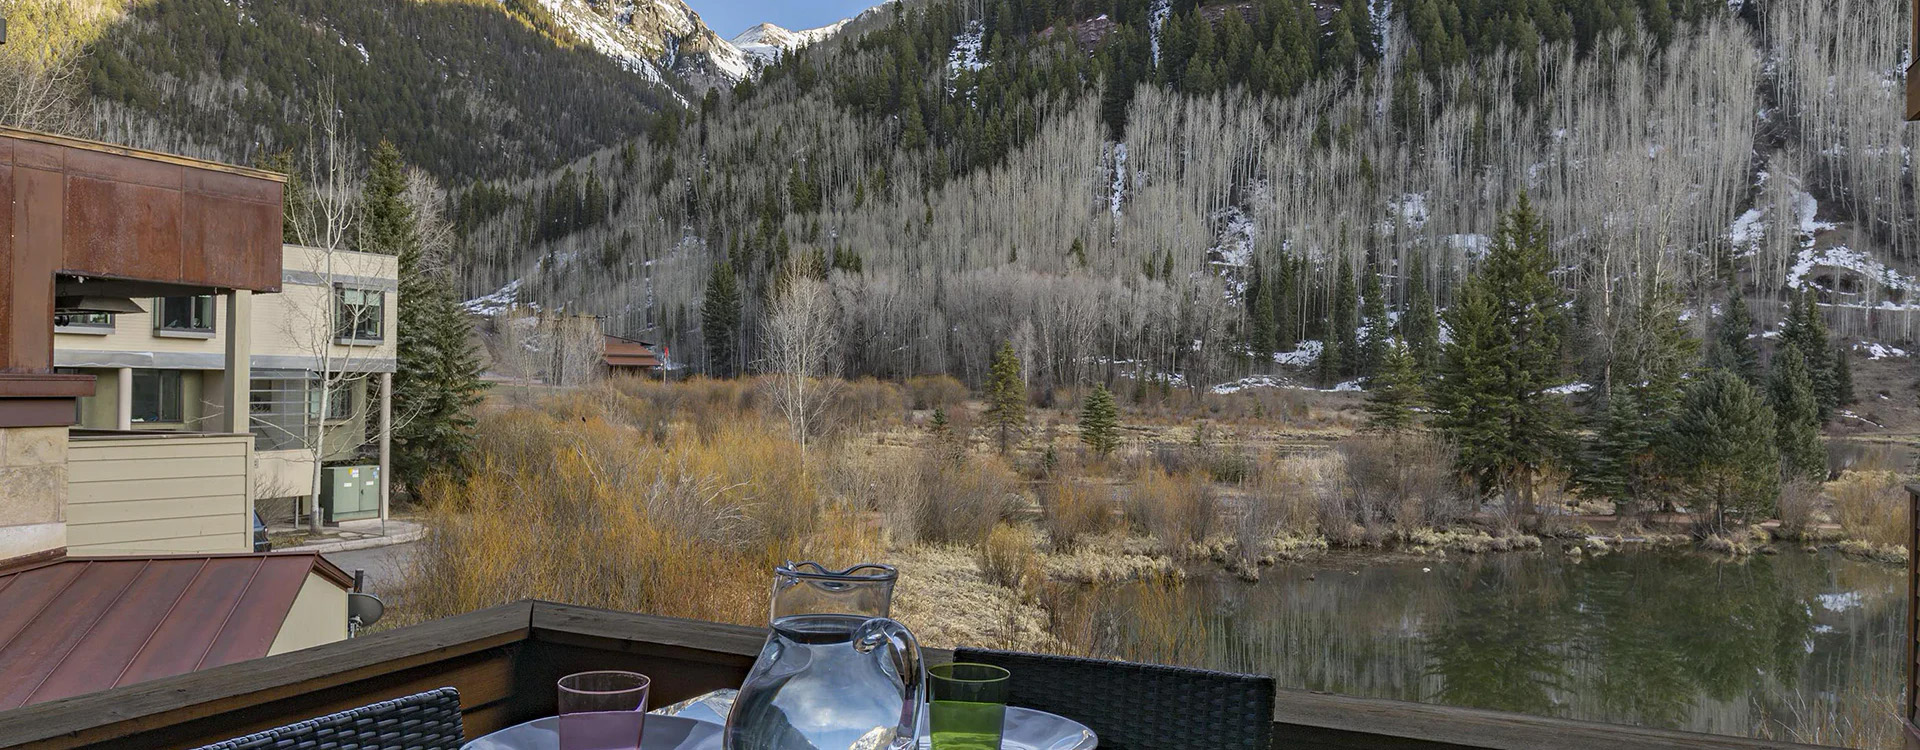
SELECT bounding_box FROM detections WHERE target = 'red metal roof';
[0,553,350,709]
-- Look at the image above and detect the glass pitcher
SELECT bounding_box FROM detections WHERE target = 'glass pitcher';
[725,562,924,750]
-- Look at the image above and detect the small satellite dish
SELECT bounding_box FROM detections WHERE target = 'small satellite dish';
[348,592,385,631]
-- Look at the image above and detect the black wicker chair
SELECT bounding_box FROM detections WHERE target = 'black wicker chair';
[953,647,1274,750]
[192,687,464,750]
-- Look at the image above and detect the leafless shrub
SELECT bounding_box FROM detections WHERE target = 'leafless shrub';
[1041,479,1117,552]
[905,375,969,411]
[1125,467,1216,554]
[1775,479,1824,540]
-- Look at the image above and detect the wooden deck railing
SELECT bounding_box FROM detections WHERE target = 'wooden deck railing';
[0,600,1843,750]
[1906,484,1920,750]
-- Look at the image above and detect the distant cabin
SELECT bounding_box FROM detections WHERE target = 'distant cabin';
[604,334,664,376]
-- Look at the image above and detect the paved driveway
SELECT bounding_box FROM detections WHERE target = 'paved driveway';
[324,541,418,601]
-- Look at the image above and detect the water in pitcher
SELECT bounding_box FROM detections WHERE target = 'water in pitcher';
[727,614,913,750]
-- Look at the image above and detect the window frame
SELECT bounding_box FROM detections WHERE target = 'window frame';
[333,286,385,345]
[130,369,184,424]
[153,295,216,338]
[54,311,115,334]
[308,377,355,423]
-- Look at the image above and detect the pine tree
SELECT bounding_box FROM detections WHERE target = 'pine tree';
[700,261,741,376]
[1069,237,1088,267]
[367,141,483,496]
[1248,257,1275,358]
[1331,258,1358,378]
[1402,259,1440,376]
[1705,289,1761,385]
[984,341,1027,454]
[1780,289,1838,420]
[1832,345,1854,407]
[1767,345,1826,483]
[1364,338,1424,433]
[1669,370,1780,533]
[1358,268,1389,377]
[1582,286,1696,515]
[1432,196,1567,509]
[1078,383,1121,458]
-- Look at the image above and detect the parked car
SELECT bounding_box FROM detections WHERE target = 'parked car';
[253,511,272,553]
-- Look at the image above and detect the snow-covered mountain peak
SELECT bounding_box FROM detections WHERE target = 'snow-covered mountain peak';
[731,19,852,65]
[532,0,749,92]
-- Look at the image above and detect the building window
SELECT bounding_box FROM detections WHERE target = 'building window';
[130,370,183,424]
[54,311,114,332]
[309,378,354,422]
[249,373,309,451]
[155,296,215,335]
[334,287,384,342]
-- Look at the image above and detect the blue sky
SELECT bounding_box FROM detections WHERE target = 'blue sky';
[696,1,879,39]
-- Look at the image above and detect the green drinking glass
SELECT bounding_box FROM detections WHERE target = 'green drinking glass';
[928,663,1011,750]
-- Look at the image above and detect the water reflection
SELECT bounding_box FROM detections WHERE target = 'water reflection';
[1108,549,1901,743]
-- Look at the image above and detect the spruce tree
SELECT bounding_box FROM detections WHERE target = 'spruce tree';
[1582,286,1696,515]
[1078,383,1121,458]
[1364,338,1424,433]
[1432,195,1567,509]
[366,141,483,495]
[700,261,741,376]
[984,341,1027,454]
[1767,345,1826,482]
[1358,268,1389,377]
[1248,257,1275,358]
[1402,258,1441,376]
[1668,370,1780,533]
[1832,345,1854,407]
[1331,257,1358,379]
[1705,289,1761,385]
[1780,289,1838,420]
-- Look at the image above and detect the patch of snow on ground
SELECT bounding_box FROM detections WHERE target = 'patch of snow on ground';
[1818,591,1863,613]
[1330,380,1364,392]
[1727,207,1763,254]
[1546,382,1593,395]
[1207,206,1257,268]
[463,280,526,316]
[1211,375,1286,395]
[1273,340,1323,367]
[1789,245,1920,301]
[1793,189,1836,235]
[1109,143,1128,216]
[1857,341,1910,359]
[948,22,985,76]
[1392,193,1428,228]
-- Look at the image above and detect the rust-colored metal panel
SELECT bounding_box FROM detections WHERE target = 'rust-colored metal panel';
[0,561,146,710]
[182,192,278,291]
[0,561,86,651]
[64,174,186,284]
[8,166,62,372]
[64,147,183,191]
[29,560,204,704]
[114,557,261,687]
[195,556,311,670]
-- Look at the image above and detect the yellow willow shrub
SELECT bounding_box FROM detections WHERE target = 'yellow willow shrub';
[1125,467,1216,554]
[406,400,843,628]
[978,523,1042,593]
[1039,573,1205,666]
[1041,479,1116,552]
[1828,470,1907,548]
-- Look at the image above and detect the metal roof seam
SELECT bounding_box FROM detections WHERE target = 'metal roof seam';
[189,557,267,672]
[21,561,150,706]
[109,558,210,690]
[0,562,90,658]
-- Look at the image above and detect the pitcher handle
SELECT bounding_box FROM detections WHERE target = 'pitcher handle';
[854,617,924,749]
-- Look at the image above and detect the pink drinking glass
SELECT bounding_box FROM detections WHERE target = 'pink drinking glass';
[557,671,651,750]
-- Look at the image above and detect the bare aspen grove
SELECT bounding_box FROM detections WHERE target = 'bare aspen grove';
[441,0,1917,396]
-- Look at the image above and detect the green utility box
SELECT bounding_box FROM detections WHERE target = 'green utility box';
[320,465,382,523]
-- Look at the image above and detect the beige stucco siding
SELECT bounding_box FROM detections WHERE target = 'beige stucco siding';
[253,245,398,370]
[267,571,350,655]
[66,434,253,555]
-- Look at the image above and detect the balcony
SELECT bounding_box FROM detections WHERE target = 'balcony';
[0,600,1844,750]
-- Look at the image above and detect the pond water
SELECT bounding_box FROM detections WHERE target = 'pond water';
[1103,548,1903,746]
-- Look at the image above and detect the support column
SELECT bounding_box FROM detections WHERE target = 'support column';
[222,290,251,433]
[378,371,392,522]
[115,367,132,430]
